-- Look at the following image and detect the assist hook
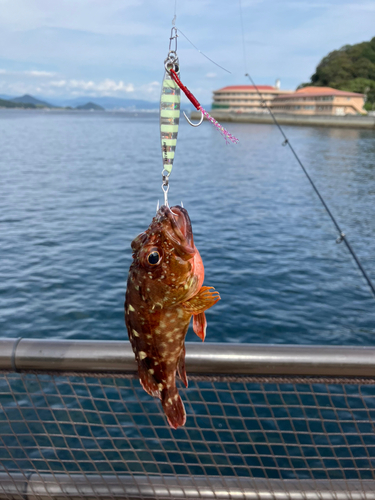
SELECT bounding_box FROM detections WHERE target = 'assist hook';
[183,110,204,127]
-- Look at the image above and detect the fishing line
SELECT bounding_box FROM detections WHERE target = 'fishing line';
[238,0,375,300]
[171,0,231,74]
[172,0,177,25]
[177,29,232,74]
[238,0,248,78]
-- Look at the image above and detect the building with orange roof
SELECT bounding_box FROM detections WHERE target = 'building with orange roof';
[271,87,366,115]
[212,81,292,113]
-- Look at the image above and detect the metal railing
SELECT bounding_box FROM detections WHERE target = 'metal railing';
[1,338,375,499]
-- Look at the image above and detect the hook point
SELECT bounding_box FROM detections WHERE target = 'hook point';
[183,110,204,127]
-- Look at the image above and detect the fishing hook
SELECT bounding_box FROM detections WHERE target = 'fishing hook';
[162,172,170,207]
[183,110,204,127]
[161,171,177,214]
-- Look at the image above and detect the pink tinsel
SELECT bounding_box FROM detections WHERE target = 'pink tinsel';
[199,106,239,145]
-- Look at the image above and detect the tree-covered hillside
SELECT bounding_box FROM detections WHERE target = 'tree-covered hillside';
[0,98,36,109]
[76,102,105,111]
[300,37,375,111]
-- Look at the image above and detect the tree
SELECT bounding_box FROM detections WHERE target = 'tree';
[300,37,375,110]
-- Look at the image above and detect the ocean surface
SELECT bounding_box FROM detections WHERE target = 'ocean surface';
[1,109,375,346]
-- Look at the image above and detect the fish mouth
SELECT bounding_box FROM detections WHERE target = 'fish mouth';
[170,205,194,246]
[160,205,195,260]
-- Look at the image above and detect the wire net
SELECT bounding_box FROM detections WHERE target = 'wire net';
[1,371,375,498]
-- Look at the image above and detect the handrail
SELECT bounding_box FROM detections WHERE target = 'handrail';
[1,473,374,500]
[1,338,375,376]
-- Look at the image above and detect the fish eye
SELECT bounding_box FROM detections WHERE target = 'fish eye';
[148,251,160,265]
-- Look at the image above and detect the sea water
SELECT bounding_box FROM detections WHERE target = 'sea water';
[1,110,375,345]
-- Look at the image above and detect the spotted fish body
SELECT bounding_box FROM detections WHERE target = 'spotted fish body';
[160,61,180,175]
[125,205,220,429]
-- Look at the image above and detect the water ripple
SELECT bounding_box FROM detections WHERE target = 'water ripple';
[0,110,374,345]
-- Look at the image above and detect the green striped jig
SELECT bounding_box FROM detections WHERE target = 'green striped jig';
[160,28,181,176]
[160,62,180,176]
[160,27,180,206]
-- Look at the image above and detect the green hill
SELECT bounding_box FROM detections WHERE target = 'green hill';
[299,37,375,111]
[0,98,36,109]
[75,102,104,111]
[11,94,53,107]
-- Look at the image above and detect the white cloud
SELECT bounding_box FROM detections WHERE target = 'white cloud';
[46,78,161,98]
[49,79,67,88]
[48,78,134,94]
[142,81,160,92]
[0,0,374,100]
[0,73,162,100]
[0,68,55,77]
[205,72,217,79]
[25,70,55,77]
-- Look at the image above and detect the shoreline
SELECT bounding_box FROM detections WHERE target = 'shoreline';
[191,110,375,129]
[0,108,160,113]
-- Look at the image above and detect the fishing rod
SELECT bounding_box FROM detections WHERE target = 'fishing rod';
[238,0,375,300]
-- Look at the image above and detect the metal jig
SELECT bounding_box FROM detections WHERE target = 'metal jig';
[160,27,181,207]
[158,26,238,209]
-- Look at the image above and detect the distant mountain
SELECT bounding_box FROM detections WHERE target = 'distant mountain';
[11,94,53,107]
[0,98,36,109]
[0,94,16,101]
[75,102,104,111]
[90,96,159,110]
[0,93,206,112]
[52,96,159,110]
[78,96,200,111]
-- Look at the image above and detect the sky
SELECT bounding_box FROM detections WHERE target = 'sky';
[0,0,374,103]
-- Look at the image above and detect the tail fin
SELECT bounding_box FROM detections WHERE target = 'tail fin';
[138,361,160,399]
[161,387,186,429]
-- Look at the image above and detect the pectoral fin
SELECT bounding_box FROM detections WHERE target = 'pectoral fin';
[183,286,220,342]
[193,312,207,342]
[182,286,220,314]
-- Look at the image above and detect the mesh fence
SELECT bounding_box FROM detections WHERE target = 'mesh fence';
[1,371,375,498]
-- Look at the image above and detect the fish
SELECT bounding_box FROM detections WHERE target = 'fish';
[124,205,220,429]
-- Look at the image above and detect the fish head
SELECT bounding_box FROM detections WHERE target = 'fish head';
[129,205,204,308]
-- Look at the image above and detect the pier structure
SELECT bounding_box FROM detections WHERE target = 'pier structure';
[191,109,375,128]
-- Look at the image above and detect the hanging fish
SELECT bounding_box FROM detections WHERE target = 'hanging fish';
[124,205,220,429]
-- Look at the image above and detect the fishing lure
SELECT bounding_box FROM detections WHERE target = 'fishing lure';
[163,28,238,144]
[160,28,238,206]
[160,30,181,182]
[169,68,239,145]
